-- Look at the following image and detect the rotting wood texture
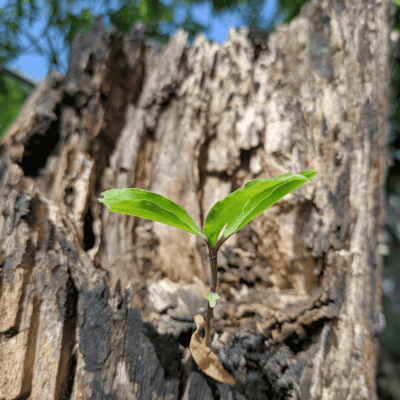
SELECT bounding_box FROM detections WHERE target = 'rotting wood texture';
[0,0,395,398]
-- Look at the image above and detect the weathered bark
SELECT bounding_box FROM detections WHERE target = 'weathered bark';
[0,0,394,398]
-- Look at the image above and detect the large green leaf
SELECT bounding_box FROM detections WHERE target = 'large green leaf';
[98,188,204,238]
[203,169,317,246]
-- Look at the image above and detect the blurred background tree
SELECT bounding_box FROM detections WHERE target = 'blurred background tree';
[1,0,400,398]
[0,0,310,140]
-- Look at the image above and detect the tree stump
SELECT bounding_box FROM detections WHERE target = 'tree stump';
[0,0,394,398]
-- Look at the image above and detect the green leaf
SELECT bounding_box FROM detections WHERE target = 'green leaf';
[98,188,204,238]
[205,292,220,307]
[203,169,317,247]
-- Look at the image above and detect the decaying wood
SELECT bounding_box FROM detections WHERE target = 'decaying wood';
[0,0,395,398]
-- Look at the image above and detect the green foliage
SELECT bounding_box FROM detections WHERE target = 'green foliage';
[109,3,142,35]
[98,170,316,247]
[203,169,316,246]
[99,170,316,372]
[65,9,94,47]
[98,187,204,238]
[0,7,24,64]
[204,292,220,307]
[110,0,179,47]
[0,74,32,141]
[276,0,310,25]
[109,0,207,47]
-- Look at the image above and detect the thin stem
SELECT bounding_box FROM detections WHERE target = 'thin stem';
[205,302,213,345]
[216,235,229,252]
[204,239,225,345]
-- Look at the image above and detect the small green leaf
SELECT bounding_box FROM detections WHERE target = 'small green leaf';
[203,169,317,246]
[205,292,220,307]
[98,188,204,238]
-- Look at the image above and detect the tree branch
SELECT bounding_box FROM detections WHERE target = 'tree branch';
[0,65,37,89]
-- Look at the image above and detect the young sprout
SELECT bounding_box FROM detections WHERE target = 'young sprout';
[205,292,220,307]
[98,169,317,385]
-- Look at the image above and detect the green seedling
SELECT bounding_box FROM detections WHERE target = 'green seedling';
[205,292,220,307]
[98,169,317,385]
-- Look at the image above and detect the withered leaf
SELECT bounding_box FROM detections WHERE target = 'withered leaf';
[189,314,236,386]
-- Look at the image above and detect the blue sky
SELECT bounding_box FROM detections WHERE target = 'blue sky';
[0,0,283,85]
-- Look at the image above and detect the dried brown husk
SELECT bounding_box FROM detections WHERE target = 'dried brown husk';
[189,314,236,386]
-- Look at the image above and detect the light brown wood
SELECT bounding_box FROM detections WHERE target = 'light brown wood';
[0,0,394,397]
